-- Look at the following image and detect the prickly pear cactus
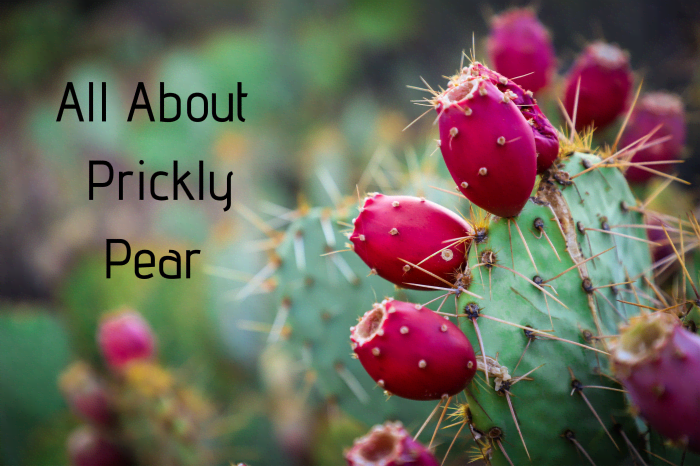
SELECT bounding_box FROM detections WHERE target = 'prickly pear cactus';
[458,152,654,465]
[270,205,438,426]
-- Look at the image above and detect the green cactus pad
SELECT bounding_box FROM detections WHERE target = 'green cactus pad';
[459,152,655,465]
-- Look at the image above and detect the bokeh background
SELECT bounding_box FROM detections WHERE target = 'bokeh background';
[1,0,700,465]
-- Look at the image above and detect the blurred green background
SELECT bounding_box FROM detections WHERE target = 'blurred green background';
[1,0,699,465]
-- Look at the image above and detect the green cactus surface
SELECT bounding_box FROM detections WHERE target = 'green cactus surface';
[457,152,666,465]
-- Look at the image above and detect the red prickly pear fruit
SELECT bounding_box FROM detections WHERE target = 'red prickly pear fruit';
[470,63,559,173]
[350,194,474,290]
[350,299,477,401]
[436,64,537,217]
[622,92,686,183]
[59,362,116,427]
[486,7,556,94]
[611,312,700,452]
[67,426,133,466]
[344,421,439,466]
[97,310,156,371]
[564,41,633,131]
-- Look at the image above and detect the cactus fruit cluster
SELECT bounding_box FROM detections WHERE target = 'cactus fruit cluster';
[60,310,219,466]
[239,26,698,463]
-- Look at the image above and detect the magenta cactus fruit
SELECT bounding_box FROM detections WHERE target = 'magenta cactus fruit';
[471,63,559,173]
[611,312,700,452]
[59,362,116,427]
[350,194,474,289]
[486,7,556,94]
[622,92,686,183]
[97,310,156,371]
[436,63,538,217]
[67,426,133,466]
[345,421,439,466]
[350,299,477,401]
[564,41,633,131]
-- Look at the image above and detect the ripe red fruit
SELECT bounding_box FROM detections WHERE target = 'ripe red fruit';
[67,426,133,466]
[345,421,439,466]
[59,362,116,427]
[436,63,538,217]
[97,310,156,371]
[611,312,700,452]
[350,299,477,401]
[622,92,686,183]
[564,42,633,131]
[487,8,556,94]
[350,194,474,290]
[471,63,559,173]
